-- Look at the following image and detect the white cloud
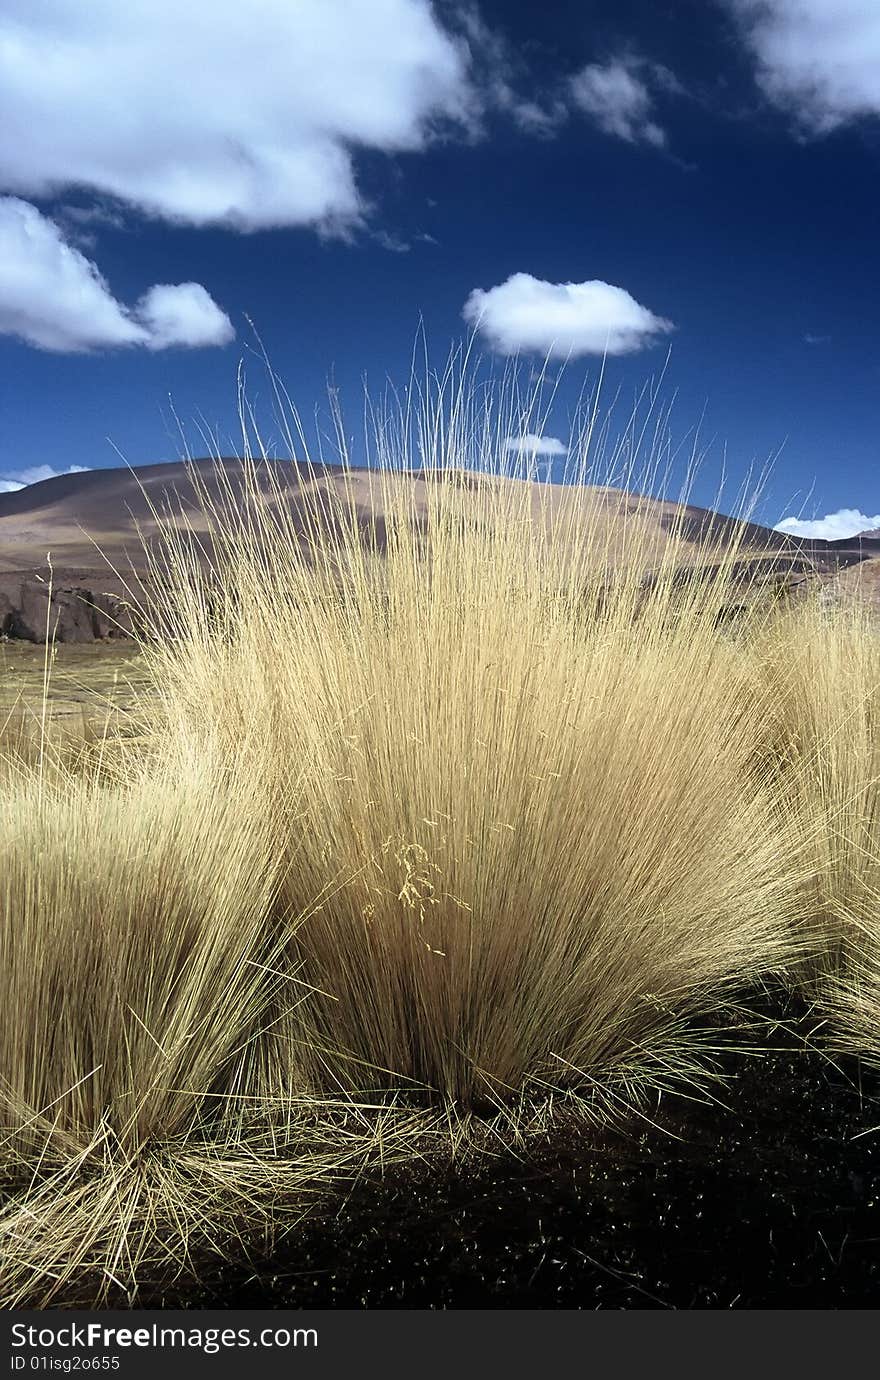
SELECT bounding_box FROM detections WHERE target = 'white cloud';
[504,433,567,456]
[0,198,233,352]
[135,283,235,352]
[0,464,90,493]
[0,0,472,232]
[0,197,146,352]
[774,508,880,540]
[726,0,880,132]
[463,273,674,358]
[569,58,667,146]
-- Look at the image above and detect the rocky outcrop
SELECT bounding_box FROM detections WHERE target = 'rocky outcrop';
[0,572,138,643]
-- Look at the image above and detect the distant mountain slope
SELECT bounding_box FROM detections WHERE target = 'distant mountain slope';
[0,458,877,641]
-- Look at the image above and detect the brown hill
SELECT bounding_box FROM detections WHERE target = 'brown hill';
[0,459,876,642]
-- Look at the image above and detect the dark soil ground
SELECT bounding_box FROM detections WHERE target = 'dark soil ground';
[139,1005,880,1311]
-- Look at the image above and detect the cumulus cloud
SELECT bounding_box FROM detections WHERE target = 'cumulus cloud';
[135,283,235,352]
[0,464,90,493]
[0,0,472,233]
[0,198,233,352]
[569,58,667,146]
[725,0,880,132]
[774,508,880,540]
[463,273,674,358]
[504,433,568,456]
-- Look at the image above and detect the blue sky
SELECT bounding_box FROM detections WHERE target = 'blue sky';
[0,0,878,535]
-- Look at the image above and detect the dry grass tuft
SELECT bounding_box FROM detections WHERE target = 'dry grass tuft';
[144,464,809,1111]
[753,596,880,1059]
[2,367,879,1303]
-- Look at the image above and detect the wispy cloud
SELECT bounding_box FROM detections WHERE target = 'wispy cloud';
[55,201,127,250]
[463,273,673,358]
[775,508,880,540]
[504,434,568,456]
[0,464,90,494]
[58,203,127,232]
[371,226,443,253]
[510,99,569,138]
[454,5,569,138]
[724,0,880,133]
[0,197,234,353]
[569,57,670,147]
[804,333,831,345]
[371,229,411,254]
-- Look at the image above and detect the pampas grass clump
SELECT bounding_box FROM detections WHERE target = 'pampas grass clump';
[1,362,877,1303]
[146,459,808,1111]
[754,596,880,1060]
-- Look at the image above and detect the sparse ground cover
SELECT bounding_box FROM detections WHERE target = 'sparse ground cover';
[0,641,149,718]
[1,389,878,1308]
[0,641,152,781]
[156,1010,880,1310]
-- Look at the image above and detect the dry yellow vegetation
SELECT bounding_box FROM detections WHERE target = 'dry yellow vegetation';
[1,379,877,1306]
